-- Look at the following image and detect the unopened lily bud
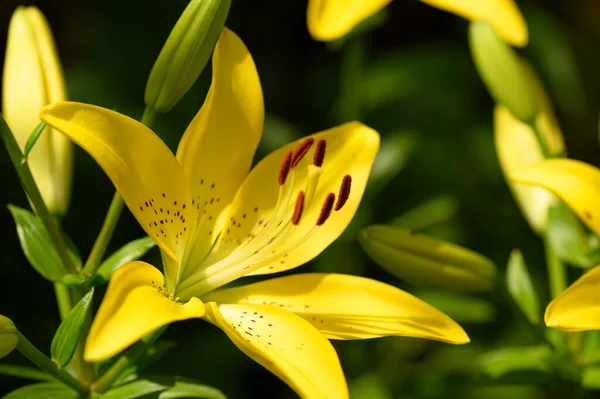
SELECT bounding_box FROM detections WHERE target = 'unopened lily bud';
[469,21,536,123]
[0,315,18,359]
[359,225,496,292]
[3,6,73,215]
[145,0,232,113]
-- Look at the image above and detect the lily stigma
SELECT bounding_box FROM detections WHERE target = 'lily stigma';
[41,28,469,398]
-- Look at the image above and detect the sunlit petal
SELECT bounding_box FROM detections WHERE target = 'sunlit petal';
[420,0,528,47]
[307,0,392,41]
[204,302,348,399]
[176,28,263,277]
[204,274,469,344]
[40,102,195,284]
[511,159,600,238]
[85,262,205,362]
[546,265,600,331]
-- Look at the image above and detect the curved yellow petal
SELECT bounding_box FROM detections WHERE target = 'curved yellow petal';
[307,0,392,41]
[494,105,556,233]
[545,265,600,331]
[3,6,72,214]
[420,0,528,47]
[511,159,600,238]
[204,302,348,399]
[203,273,469,344]
[179,122,379,296]
[40,102,195,283]
[85,262,205,362]
[176,28,263,277]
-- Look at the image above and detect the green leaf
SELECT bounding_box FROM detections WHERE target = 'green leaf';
[51,288,94,368]
[391,194,458,232]
[3,382,79,399]
[23,122,46,159]
[479,346,552,384]
[546,202,591,268]
[414,291,495,324]
[8,205,66,282]
[93,237,157,285]
[506,249,540,324]
[61,273,90,286]
[100,379,166,399]
[582,367,600,389]
[159,380,227,399]
[0,364,55,382]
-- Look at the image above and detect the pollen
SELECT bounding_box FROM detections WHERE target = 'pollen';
[335,175,352,211]
[291,137,314,168]
[292,191,305,225]
[278,151,293,185]
[317,193,335,226]
[313,139,326,167]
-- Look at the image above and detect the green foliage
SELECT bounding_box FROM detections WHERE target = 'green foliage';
[479,346,553,384]
[92,237,157,285]
[506,249,540,325]
[3,382,79,399]
[546,202,593,268]
[99,376,226,399]
[0,364,55,382]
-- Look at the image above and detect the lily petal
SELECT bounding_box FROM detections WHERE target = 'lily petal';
[511,159,600,238]
[545,265,600,331]
[420,0,528,47]
[204,302,348,399]
[176,28,263,276]
[85,261,205,362]
[3,6,72,214]
[307,0,392,41]
[40,102,195,283]
[204,273,469,344]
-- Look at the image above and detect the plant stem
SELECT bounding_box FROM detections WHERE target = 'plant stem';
[544,235,567,299]
[0,115,77,274]
[53,283,72,320]
[336,35,365,123]
[16,331,87,394]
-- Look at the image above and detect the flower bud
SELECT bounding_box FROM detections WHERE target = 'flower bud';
[3,6,73,215]
[0,315,18,359]
[469,21,536,123]
[145,0,232,113]
[359,225,496,292]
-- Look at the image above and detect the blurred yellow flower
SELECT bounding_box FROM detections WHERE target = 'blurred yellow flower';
[2,6,73,215]
[42,28,469,398]
[307,0,528,47]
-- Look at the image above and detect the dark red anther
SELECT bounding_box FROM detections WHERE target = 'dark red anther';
[313,139,326,167]
[291,138,314,168]
[335,175,352,211]
[316,193,335,226]
[292,191,305,225]
[278,151,293,185]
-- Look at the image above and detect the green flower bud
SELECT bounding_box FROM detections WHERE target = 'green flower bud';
[0,315,18,359]
[469,21,536,123]
[145,0,232,113]
[359,225,496,292]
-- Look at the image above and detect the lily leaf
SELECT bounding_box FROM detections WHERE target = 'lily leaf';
[506,250,540,324]
[100,375,226,399]
[414,290,495,324]
[546,202,591,268]
[8,205,65,282]
[92,237,157,285]
[390,194,458,232]
[159,379,227,399]
[51,288,94,368]
[0,364,55,382]
[100,379,166,399]
[479,346,552,384]
[3,382,79,399]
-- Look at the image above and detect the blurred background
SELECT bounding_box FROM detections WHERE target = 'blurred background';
[1,0,600,398]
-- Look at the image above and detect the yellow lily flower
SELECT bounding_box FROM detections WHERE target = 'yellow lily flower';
[2,6,73,215]
[545,265,600,331]
[307,0,527,47]
[41,28,469,398]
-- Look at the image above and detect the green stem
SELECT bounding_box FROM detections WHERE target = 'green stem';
[92,327,164,393]
[82,192,124,275]
[0,115,77,274]
[16,331,87,394]
[544,235,567,299]
[53,284,72,321]
[336,36,365,123]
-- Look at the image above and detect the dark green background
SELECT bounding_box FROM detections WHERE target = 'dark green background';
[1,0,600,397]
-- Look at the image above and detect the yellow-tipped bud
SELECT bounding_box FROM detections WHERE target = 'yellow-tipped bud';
[359,225,496,292]
[469,21,536,123]
[3,6,73,215]
[0,315,18,359]
[145,0,232,113]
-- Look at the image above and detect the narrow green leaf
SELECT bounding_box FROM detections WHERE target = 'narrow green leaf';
[391,194,458,232]
[159,380,227,399]
[479,346,552,384]
[51,288,94,368]
[23,122,46,159]
[93,237,157,285]
[0,364,55,382]
[414,291,495,324]
[506,250,540,324]
[100,379,167,399]
[3,382,79,399]
[61,273,90,286]
[546,202,590,268]
[8,205,65,282]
